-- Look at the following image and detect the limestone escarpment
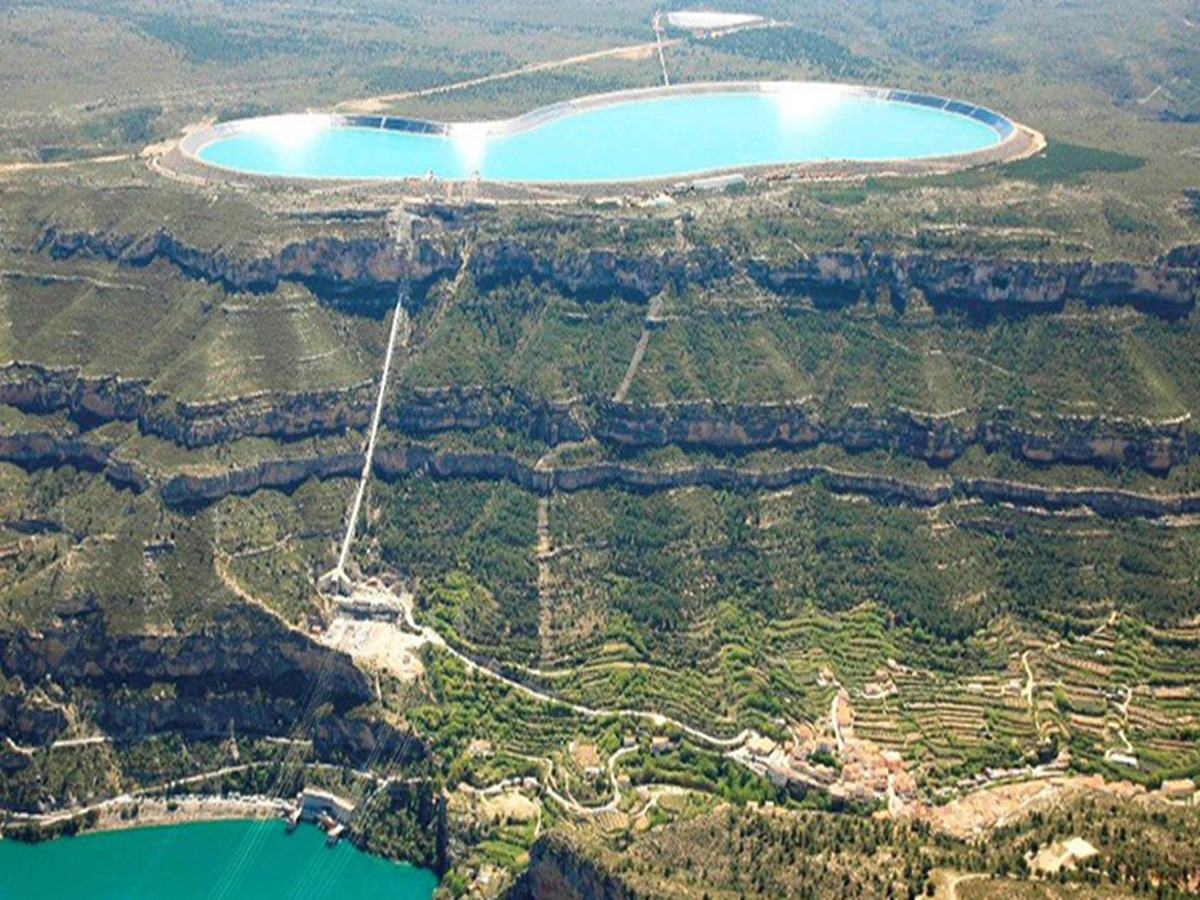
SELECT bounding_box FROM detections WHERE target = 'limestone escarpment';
[0,363,153,426]
[159,450,362,506]
[377,445,1200,518]
[4,370,1196,514]
[453,239,1200,319]
[144,440,1200,520]
[11,358,1192,477]
[0,429,150,492]
[155,384,376,447]
[747,251,1200,318]
[0,607,371,718]
[19,221,1200,518]
[514,238,1200,318]
[375,444,955,504]
[37,225,461,316]
[393,385,586,445]
[593,401,1196,473]
[0,364,589,450]
[503,836,634,900]
[36,223,1200,319]
[389,390,1200,478]
[467,238,734,301]
[0,362,376,449]
[0,606,423,800]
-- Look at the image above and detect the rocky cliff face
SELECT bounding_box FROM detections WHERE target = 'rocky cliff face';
[0,607,371,725]
[374,444,954,505]
[9,358,1182,476]
[148,384,376,447]
[37,225,461,316]
[402,233,1200,319]
[0,362,376,449]
[0,364,591,451]
[374,444,1200,519]
[4,371,1196,514]
[748,251,1200,318]
[0,429,150,492]
[159,451,362,507]
[144,439,1200,520]
[394,385,586,445]
[3,396,1189,519]
[594,401,1195,472]
[459,240,1200,319]
[38,223,1200,319]
[0,363,154,426]
[468,239,733,301]
[503,837,635,900]
[0,606,423,808]
[18,220,1200,518]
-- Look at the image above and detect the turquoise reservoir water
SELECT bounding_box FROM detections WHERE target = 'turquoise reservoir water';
[195,88,1005,182]
[0,820,438,900]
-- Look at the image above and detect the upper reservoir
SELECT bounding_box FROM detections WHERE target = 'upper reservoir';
[187,83,1016,184]
[0,820,438,900]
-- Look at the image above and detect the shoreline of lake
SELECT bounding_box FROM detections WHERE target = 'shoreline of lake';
[0,816,439,900]
[1,793,288,842]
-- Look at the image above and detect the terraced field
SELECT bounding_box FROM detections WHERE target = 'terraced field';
[3,1,1200,896]
[369,474,1200,790]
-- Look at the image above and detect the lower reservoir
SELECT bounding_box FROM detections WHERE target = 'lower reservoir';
[0,819,438,900]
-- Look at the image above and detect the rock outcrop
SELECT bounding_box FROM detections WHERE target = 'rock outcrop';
[145,440,1200,520]
[0,607,370,718]
[0,685,68,750]
[749,251,1200,319]
[1,362,377,449]
[159,451,362,507]
[594,401,1195,472]
[37,225,461,316]
[394,385,586,445]
[504,836,634,900]
[19,221,1200,515]
[6,361,1192,476]
[0,363,154,426]
[0,429,150,492]
[37,224,1200,319]
[0,606,425,811]
[468,239,733,301]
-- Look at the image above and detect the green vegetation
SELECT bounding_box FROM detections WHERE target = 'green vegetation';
[79,105,163,147]
[0,462,233,635]
[2,1,1200,896]
[215,480,352,626]
[706,26,878,80]
[375,479,539,656]
[371,473,1200,791]
[352,781,446,871]
[407,650,606,764]
[1003,142,1146,186]
[398,278,644,402]
[591,796,1200,900]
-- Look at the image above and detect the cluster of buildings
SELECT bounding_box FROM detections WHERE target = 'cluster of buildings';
[1161,778,1200,806]
[735,690,917,809]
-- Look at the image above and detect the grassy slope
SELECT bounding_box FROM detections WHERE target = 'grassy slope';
[1,4,1199,895]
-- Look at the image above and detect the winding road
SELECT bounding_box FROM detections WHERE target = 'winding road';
[388,584,753,751]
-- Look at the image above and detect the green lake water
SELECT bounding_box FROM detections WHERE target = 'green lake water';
[0,819,438,900]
